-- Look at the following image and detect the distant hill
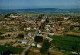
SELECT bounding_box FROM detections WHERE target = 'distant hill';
[0,8,80,14]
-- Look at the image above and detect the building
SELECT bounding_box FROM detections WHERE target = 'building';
[32,43,36,47]
[37,43,42,48]
[17,40,28,44]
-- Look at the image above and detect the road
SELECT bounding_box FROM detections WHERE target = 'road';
[21,17,44,55]
[20,26,39,55]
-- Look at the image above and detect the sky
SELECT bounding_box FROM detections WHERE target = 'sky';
[0,0,80,9]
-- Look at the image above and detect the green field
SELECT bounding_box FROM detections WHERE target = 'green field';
[51,35,80,51]
[0,45,24,54]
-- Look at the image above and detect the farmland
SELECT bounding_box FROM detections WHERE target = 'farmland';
[51,35,80,54]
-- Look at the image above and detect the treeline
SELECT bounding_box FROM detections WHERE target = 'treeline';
[0,45,24,54]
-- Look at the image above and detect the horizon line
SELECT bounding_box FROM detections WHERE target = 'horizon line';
[0,8,80,10]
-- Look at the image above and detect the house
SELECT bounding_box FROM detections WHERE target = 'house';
[64,17,69,20]
[39,30,41,33]
[17,40,28,44]
[27,27,31,30]
[37,43,42,48]
[32,42,36,47]
[46,28,50,31]
[52,25,55,27]
[37,33,43,36]
[42,36,53,42]
[32,24,36,27]
[32,43,36,46]
[24,37,27,39]
[46,25,50,27]
[32,42,42,48]
[34,27,36,30]
[46,32,54,36]
[41,19,45,22]
[42,36,45,39]
[53,28,56,33]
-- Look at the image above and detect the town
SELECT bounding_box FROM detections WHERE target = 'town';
[0,12,80,55]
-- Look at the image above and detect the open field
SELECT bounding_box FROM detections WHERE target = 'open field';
[27,50,65,55]
[65,31,80,36]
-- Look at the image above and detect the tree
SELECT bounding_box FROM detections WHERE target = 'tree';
[70,25,74,30]
[19,25,26,31]
[7,34,11,37]
[17,34,24,38]
[40,40,51,54]
[40,23,45,30]
[4,14,10,18]
[0,32,3,35]
[2,50,12,55]
[72,41,80,55]
[46,18,49,23]
[34,36,43,43]
[0,36,5,40]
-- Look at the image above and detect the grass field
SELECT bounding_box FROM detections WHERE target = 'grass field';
[51,35,80,51]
